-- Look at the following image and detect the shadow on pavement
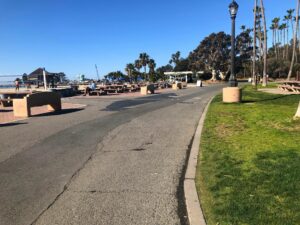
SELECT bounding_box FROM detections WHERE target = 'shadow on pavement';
[0,109,13,112]
[102,93,178,111]
[0,122,28,127]
[31,108,84,117]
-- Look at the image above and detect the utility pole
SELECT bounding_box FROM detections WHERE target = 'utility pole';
[95,64,100,81]
[43,68,47,90]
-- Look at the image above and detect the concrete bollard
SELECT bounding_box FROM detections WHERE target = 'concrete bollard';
[196,80,202,87]
[223,87,242,103]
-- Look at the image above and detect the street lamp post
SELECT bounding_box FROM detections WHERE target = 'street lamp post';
[228,0,239,87]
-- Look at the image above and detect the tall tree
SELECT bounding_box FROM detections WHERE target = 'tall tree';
[188,32,231,81]
[139,53,150,80]
[256,7,263,62]
[260,0,268,86]
[284,15,291,59]
[125,63,135,82]
[169,51,181,69]
[156,64,173,81]
[134,59,142,72]
[279,24,285,58]
[148,59,156,74]
[287,9,295,38]
[270,24,275,52]
[281,23,288,59]
[148,59,157,82]
[272,17,280,59]
[236,28,253,78]
[240,25,246,32]
[287,9,295,60]
[253,0,258,86]
[287,0,300,80]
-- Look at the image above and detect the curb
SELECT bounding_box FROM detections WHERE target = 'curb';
[184,97,213,225]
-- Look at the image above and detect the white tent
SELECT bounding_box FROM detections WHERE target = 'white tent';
[164,71,204,82]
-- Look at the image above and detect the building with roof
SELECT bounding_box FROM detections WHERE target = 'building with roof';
[26,68,66,84]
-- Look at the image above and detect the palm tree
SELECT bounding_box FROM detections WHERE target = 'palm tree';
[169,51,181,69]
[279,24,285,58]
[287,0,300,80]
[287,9,295,60]
[139,53,150,80]
[287,9,295,37]
[281,23,288,59]
[148,59,156,73]
[270,24,275,51]
[240,25,246,32]
[260,0,268,86]
[255,6,263,62]
[272,17,280,59]
[125,63,135,82]
[134,59,142,78]
[270,24,275,48]
[284,15,290,59]
[148,59,156,81]
[253,0,258,86]
[294,16,299,62]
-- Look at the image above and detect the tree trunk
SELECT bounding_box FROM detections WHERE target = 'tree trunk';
[144,66,147,81]
[260,0,268,86]
[283,28,286,59]
[277,30,280,59]
[275,29,278,59]
[211,69,217,81]
[287,28,289,60]
[253,0,257,86]
[298,23,300,58]
[260,0,268,87]
[288,0,300,81]
[258,22,263,62]
[282,30,284,57]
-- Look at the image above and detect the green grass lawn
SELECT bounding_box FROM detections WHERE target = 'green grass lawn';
[257,82,279,88]
[195,85,300,225]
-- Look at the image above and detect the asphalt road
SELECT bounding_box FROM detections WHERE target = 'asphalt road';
[0,85,224,225]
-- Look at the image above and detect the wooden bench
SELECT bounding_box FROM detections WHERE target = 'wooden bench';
[127,85,140,92]
[140,84,155,95]
[278,85,292,91]
[89,90,107,96]
[13,92,61,117]
[290,86,300,93]
[278,85,300,93]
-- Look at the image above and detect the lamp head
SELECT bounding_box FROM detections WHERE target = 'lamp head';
[229,0,239,18]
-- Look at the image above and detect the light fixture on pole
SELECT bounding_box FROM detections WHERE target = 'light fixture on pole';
[228,0,239,87]
[223,0,242,103]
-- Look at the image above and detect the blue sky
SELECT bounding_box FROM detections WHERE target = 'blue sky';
[0,0,296,80]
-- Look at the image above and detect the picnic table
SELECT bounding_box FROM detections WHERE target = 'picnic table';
[278,81,300,93]
[77,84,142,96]
[103,85,126,93]
[0,91,32,107]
